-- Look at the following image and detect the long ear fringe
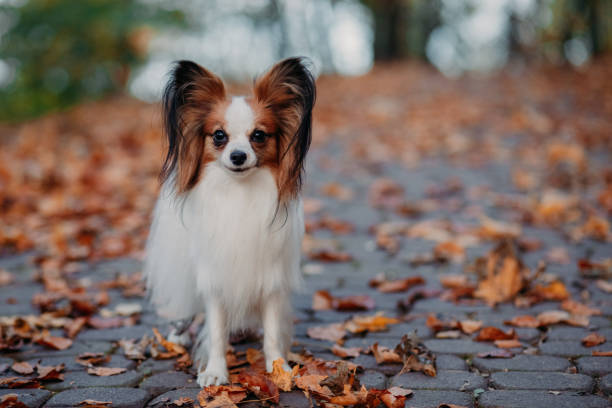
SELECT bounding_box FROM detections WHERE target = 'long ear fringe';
[255,57,316,202]
[160,61,225,192]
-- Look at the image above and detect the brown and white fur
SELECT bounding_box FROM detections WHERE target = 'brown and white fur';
[144,58,315,386]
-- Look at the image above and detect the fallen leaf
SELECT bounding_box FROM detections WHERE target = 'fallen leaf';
[0,269,14,287]
[475,327,517,342]
[34,331,72,350]
[36,364,65,381]
[582,333,606,347]
[76,352,111,367]
[321,182,353,201]
[307,323,346,342]
[198,385,247,407]
[561,299,601,316]
[371,276,425,293]
[371,343,402,364]
[0,394,28,408]
[87,367,127,376]
[536,310,570,326]
[269,358,297,392]
[171,397,194,407]
[504,315,540,328]
[458,320,483,334]
[344,313,400,334]
[436,330,461,339]
[233,370,279,403]
[494,339,522,348]
[379,386,413,408]
[331,344,361,358]
[529,280,569,301]
[11,361,33,375]
[592,350,612,356]
[473,241,529,306]
[595,279,612,293]
[294,374,331,396]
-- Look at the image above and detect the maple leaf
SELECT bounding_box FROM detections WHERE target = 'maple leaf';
[307,323,346,342]
[198,385,247,407]
[269,358,297,392]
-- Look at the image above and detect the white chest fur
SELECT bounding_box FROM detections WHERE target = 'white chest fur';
[144,164,303,328]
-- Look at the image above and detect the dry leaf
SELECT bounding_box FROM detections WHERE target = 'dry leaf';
[269,358,297,392]
[371,343,402,364]
[561,299,601,316]
[592,350,612,356]
[34,332,73,350]
[458,320,483,334]
[11,361,34,375]
[475,327,517,342]
[504,315,540,328]
[198,385,247,407]
[494,339,522,348]
[0,394,28,408]
[582,333,606,347]
[87,367,127,376]
[307,323,346,342]
[344,314,400,334]
[372,276,425,293]
[331,344,361,358]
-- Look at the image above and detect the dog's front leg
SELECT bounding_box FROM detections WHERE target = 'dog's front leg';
[197,297,229,386]
[263,290,292,372]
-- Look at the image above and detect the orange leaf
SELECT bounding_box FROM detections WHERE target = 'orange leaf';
[475,327,517,342]
[582,333,606,347]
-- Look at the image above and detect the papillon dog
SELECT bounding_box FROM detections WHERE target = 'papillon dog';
[144,57,315,386]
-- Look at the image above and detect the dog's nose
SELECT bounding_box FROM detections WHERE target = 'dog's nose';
[230,150,247,166]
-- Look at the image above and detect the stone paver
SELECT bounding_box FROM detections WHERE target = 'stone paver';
[404,390,474,408]
[576,356,612,376]
[489,371,593,391]
[479,390,610,408]
[539,341,597,357]
[0,389,51,408]
[423,339,497,356]
[147,389,201,407]
[45,387,148,408]
[139,370,199,396]
[358,370,387,389]
[601,373,612,396]
[391,370,487,390]
[44,369,144,391]
[472,355,571,372]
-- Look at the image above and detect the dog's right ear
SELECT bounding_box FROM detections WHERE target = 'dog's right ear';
[161,61,226,192]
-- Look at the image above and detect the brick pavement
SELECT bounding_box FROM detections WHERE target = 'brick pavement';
[1,153,611,407]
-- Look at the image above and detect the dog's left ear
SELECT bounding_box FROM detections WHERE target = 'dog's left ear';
[254,57,316,202]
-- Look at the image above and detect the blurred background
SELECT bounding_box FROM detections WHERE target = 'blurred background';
[0,0,611,261]
[0,0,610,121]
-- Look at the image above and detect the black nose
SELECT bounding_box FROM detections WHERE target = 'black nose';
[230,150,247,166]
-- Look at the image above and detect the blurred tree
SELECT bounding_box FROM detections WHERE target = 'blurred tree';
[0,0,183,122]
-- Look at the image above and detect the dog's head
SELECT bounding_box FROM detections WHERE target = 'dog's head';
[161,57,315,203]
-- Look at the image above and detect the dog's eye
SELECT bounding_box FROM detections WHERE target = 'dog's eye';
[212,130,227,145]
[251,130,267,143]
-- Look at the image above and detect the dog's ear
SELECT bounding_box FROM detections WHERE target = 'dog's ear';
[254,57,316,202]
[161,60,226,192]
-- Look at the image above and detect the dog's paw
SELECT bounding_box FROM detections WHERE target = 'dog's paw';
[197,368,229,387]
[266,357,291,373]
[167,329,191,347]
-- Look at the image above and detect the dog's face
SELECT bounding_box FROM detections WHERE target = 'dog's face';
[161,58,315,203]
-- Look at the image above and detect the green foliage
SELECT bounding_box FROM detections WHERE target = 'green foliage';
[0,0,183,122]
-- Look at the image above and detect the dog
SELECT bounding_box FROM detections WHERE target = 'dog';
[144,57,315,386]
